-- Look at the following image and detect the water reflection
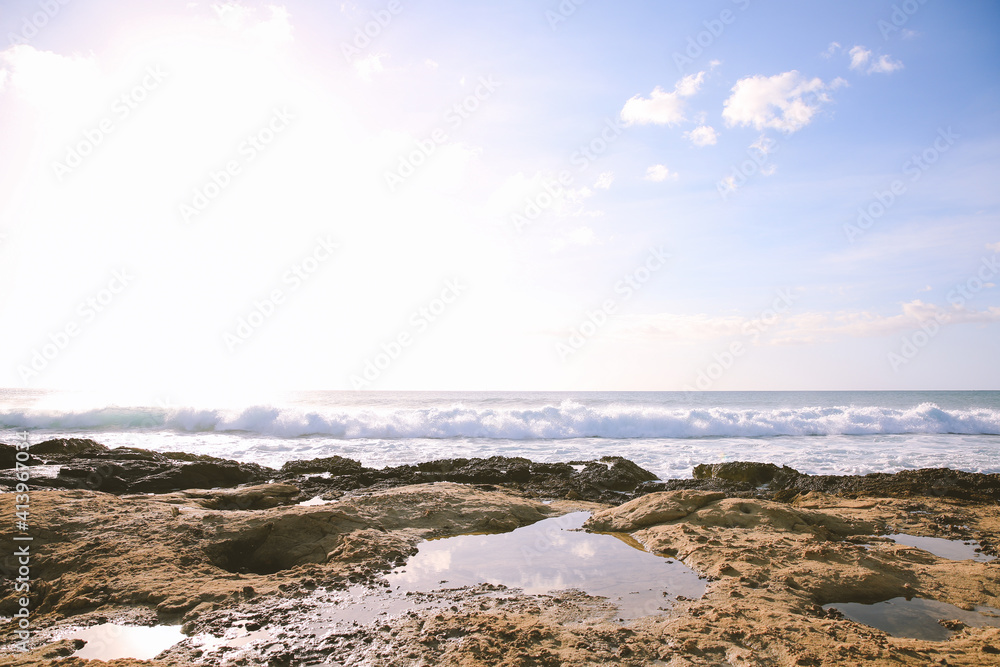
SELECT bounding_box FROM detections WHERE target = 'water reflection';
[824,597,1000,641]
[387,511,705,619]
[883,533,996,562]
[68,623,184,660]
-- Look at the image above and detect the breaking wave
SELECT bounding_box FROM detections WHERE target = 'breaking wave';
[2,401,998,439]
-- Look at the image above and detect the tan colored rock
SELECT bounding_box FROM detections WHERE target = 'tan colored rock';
[2,484,1000,666]
[584,490,725,532]
[150,483,301,510]
[0,482,554,624]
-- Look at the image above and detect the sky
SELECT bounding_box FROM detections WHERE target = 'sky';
[0,0,998,396]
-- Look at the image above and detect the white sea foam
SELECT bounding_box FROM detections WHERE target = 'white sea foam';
[4,392,998,478]
[1,401,998,439]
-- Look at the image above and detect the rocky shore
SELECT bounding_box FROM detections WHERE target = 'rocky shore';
[1,439,999,665]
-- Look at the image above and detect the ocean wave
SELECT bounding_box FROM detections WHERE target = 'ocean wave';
[1,401,999,439]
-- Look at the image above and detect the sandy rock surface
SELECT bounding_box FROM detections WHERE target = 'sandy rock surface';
[1,462,999,665]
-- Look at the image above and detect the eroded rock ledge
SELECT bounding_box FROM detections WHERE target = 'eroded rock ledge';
[4,439,1000,505]
[0,442,999,666]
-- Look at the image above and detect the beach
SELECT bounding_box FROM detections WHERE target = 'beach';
[1,426,999,665]
[3,0,998,662]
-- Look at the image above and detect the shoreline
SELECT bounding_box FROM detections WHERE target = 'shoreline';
[1,438,999,665]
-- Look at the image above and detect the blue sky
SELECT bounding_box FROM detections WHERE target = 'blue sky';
[0,0,997,396]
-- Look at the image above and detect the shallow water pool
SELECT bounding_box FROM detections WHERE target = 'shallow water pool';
[68,623,184,661]
[823,597,1000,641]
[883,533,995,562]
[386,511,705,619]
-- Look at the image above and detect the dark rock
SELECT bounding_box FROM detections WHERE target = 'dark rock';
[780,467,1000,502]
[280,455,364,476]
[414,459,469,474]
[10,440,995,509]
[31,438,110,457]
[572,456,659,491]
[96,447,170,462]
[160,484,301,510]
[163,451,239,463]
[129,460,274,493]
[636,477,760,498]
[693,461,801,486]
[0,443,43,469]
[0,443,276,493]
[278,454,659,504]
[647,462,1000,504]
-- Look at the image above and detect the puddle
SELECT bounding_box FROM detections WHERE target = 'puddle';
[823,598,1000,641]
[67,623,184,660]
[883,534,996,562]
[297,495,334,506]
[26,464,62,479]
[194,624,273,653]
[386,511,705,619]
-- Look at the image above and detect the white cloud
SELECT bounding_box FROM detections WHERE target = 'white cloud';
[485,171,598,223]
[613,301,1000,345]
[848,45,871,70]
[594,172,615,190]
[0,46,101,112]
[987,242,1000,252]
[353,53,385,80]
[212,3,293,44]
[620,72,704,127]
[566,226,598,246]
[749,135,776,155]
[849,45,902,74]
[617,313,748,341]
[549,226,601,252]
[683,125,718,147]
[822,42,842,59]
[722,70,843,134]
[674,71,705,97]
[771,301,1000,344]
[868,54,904,74]
[644,164,677,182]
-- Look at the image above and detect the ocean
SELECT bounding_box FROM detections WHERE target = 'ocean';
[1,390,998,479]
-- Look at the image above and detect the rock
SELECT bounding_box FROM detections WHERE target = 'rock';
[0,639,89,667]
[785,468,1000,502]
[6,441,662,502]
[31,438,110,457]
[95,447,171,462]
[693,461,800,486]
[410,456,533,484]
[278,454,659,504]
[572,456,660,491]
[586,490,725,532]
[0,443,42,469]
[280,455,364,476]
[650,462,1000,504]
[130,460,273,493]
[162,451,230,462]
[2,465,1000,666]
[157,483,301,510]
[0,446,276,494]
